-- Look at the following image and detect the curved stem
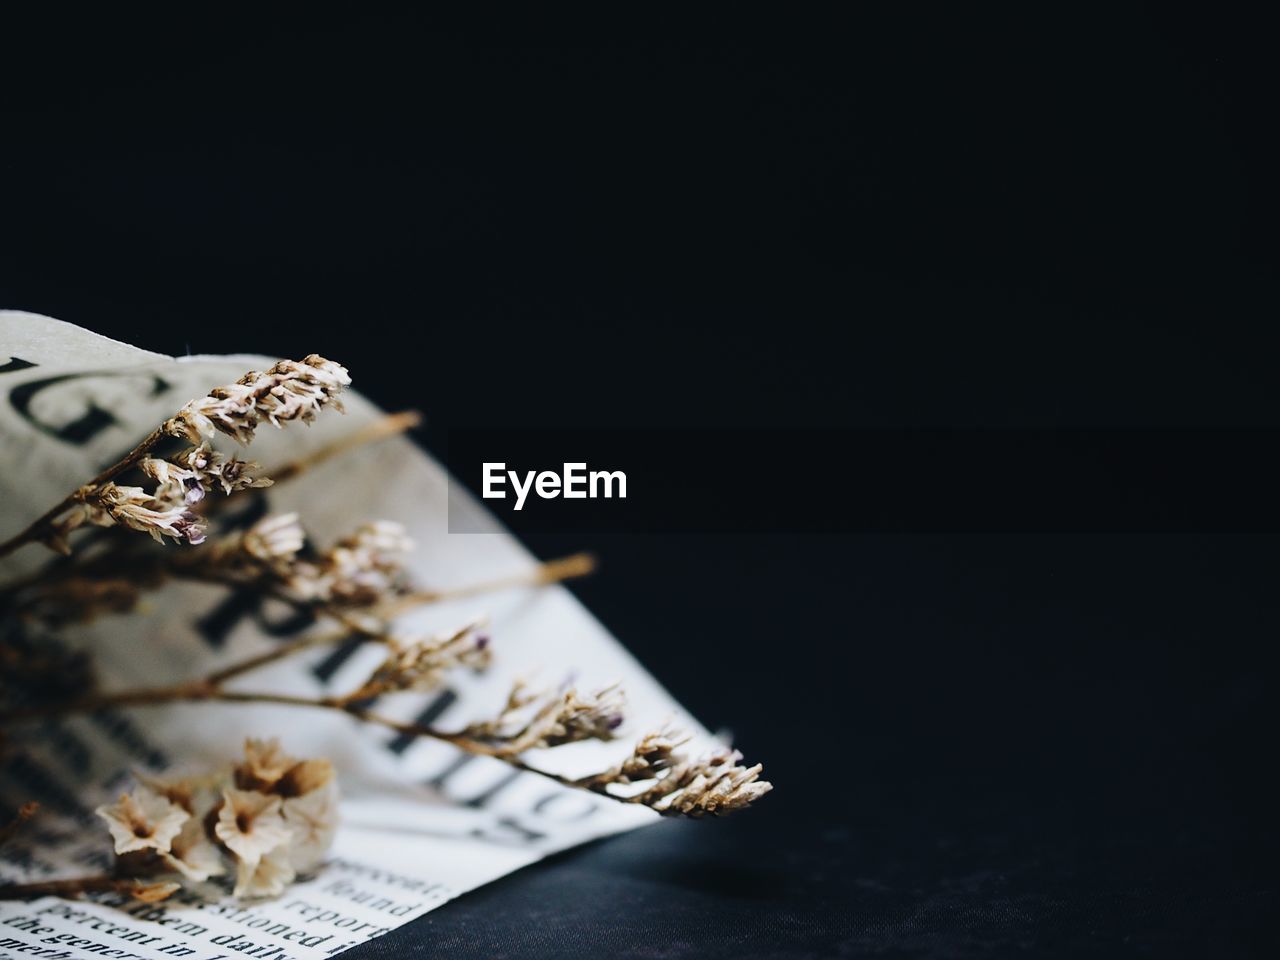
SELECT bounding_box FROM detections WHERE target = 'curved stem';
[0,685,635,807]
[0,874,157,900]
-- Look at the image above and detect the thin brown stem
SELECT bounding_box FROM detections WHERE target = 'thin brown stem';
[0,427,167,560]
[204,627,362,685]
[0,411,420,590]
[384,552,598,614]
[171,552,595,632]
[267,410,423,486]
[0,874,162,900]
[0,686,635,807]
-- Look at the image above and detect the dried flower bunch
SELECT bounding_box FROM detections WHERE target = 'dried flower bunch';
[0,354,770,905]
[0,739,336,903]
[2,355,347,558]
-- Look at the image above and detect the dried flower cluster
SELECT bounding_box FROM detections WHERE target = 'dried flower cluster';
[461,681,627,755]
[354,621,492,699]
[14,356,347,556]
[596,740,772,817]
[164,355,351,446]
[204,514,412,614]
[94,738,337,901]
[142,443,272,505]
[0,350,771,909]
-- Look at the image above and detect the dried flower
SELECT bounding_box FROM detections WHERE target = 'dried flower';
[282,782,339,874]
[84,483,207,545]
[162,816,225,882]
[294,521,412,606]
[215,788,292,865]
[275,758,335,798]
[638,747,772,817]
[96,789,189,855]
[233,844,296,899]
[359,622,491,697]
[207,517,411,613]
[133,773,200,814]
[238,513,307,570]
[164,355,350,446]
[234,738,299,793]
[78,745,339,900]
[464,681,625,755]
[142,444,271,505]
[582,729,688,787]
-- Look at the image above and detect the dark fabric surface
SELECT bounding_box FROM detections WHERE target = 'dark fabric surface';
[3,10,1276,956]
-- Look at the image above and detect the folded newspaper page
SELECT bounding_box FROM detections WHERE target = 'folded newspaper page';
[0,312,709,959]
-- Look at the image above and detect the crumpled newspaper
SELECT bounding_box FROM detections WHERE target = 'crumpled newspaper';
[0,312,708,959]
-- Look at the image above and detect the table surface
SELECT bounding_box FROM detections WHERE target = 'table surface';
[344,533,1280,959]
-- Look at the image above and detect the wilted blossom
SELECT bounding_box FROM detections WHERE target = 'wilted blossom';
[95,789,189,856]
[163,816,225,882]
[215,788,293,865]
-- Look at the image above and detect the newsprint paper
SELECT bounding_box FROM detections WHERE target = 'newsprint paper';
[0,313,708,959]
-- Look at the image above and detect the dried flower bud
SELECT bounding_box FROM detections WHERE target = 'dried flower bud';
[133,772,201,815]
[130,880,182,903]
[164,355,350,445]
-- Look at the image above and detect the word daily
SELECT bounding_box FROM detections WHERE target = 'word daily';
[482,462,627,511]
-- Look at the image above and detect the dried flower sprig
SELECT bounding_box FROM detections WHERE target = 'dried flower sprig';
[0,355,348,559]
[62,482,209,549]
[348,620,492,700]
[586,742,773,817]
[179,514,411,610]
[164,356,350,446]
[459,680,626,755]
[0,620,770,820]
[141,443,272,505]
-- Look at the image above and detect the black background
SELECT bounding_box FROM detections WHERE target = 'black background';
[3,10,1277,957]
